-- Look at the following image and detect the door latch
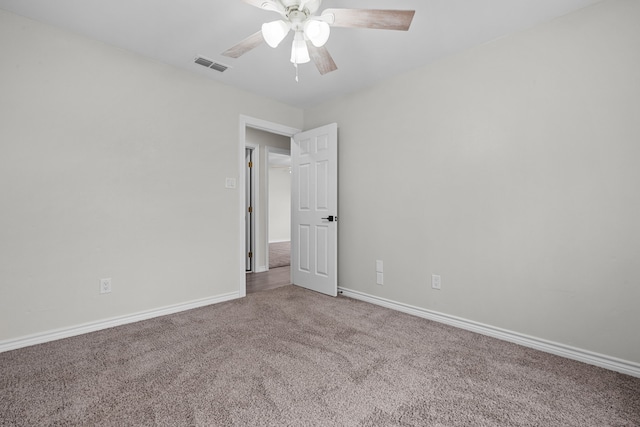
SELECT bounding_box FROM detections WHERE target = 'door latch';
[321,215,337,222]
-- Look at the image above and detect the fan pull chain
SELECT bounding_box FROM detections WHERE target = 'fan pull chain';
[294,63,299,83]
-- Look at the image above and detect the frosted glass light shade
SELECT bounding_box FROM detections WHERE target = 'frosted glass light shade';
[303,20,330,47]
[262,20,290,48]
[290,32,310,64]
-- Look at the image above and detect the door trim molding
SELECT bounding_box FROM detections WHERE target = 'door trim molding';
[245,143,258,273]
[238,115,300,297]
[339,287,640,378]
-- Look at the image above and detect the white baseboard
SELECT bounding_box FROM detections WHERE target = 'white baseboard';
[339,287,640,378]
[0,291,240,353]
[254,266,268,273]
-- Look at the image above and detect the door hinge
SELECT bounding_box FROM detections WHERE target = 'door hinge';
[248,206,253,213]
[248,252,253,258]
[248,161,253,168]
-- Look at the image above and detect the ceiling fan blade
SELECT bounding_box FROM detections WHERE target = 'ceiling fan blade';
[222,30,264,58]
[241,0,263,7]
[241,0,274,9]
[323,9,415,31]
[306,42,338,75]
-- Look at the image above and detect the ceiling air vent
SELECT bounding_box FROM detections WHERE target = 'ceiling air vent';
[194,56,229,73]
[210,63,228,72]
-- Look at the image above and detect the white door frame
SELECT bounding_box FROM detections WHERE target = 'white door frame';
[238,115,301,298]
[245,143,258,273]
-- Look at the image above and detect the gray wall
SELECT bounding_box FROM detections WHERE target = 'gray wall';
[305,0,640,364]
[0,10,302,341]
[269,166,292,243]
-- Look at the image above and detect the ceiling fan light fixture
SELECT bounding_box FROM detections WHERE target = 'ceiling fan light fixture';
[290,32,310,64]
[319,11,336,25]
[303,19,330,47]
[262,20,290,48]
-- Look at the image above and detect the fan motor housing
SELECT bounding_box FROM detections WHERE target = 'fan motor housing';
[282,0,321,14]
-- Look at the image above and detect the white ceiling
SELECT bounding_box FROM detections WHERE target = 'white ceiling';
[0,0,603,108]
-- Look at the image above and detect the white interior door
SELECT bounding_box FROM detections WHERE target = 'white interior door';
[291,123,338,296]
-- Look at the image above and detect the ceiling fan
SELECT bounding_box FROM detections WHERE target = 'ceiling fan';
[222,0,415,79]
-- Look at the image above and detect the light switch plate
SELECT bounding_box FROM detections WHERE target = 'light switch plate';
[100,278,112,294]
[432,274,441,290]
[376,260,383,273]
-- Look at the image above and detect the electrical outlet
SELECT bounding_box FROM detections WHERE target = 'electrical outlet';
[431,274,441,290]
[100,278,112,294]
[376,260,383,273]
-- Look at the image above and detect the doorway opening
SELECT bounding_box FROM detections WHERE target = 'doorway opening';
[239,117,339,298]
[238,116,301,298]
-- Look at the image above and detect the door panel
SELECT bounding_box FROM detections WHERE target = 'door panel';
[299,163,310,210]
[316,160,328,209]
[298,224,310,272]
[316,226,329,277]
[291,123,338,297]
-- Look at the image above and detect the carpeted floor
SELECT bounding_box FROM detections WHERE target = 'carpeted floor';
[269,241,290,269]
[1,286,639,426]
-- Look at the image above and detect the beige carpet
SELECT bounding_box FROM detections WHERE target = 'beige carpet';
[269,241,290,269]
[1,286,639,426]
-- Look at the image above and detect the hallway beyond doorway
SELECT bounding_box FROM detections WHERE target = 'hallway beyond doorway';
[246,266,291,294]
